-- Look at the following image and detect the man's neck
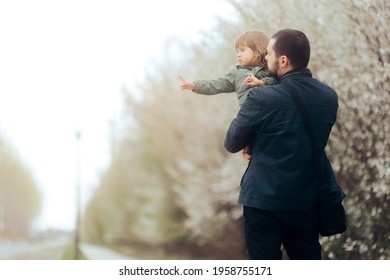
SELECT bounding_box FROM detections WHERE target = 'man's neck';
[279,68,311,80]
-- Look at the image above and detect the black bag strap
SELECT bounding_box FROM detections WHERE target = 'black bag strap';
[282,81,325,183]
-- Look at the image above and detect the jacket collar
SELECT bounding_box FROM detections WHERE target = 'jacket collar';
[236,65,265,71]
[279,68,312,82]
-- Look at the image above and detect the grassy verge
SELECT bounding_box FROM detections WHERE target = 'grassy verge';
[60,244,89,260]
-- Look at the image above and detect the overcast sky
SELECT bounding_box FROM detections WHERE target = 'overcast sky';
[0,0,232,230]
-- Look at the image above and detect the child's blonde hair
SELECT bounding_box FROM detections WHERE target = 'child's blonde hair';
[234,31,269,68]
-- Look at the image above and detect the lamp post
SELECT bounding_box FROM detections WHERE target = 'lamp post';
[74,130,82,259]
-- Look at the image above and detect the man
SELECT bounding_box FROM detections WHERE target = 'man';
[224,29,339,259]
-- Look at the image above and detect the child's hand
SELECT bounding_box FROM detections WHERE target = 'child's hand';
[243,145,252,164]
[178,75,196,91]
[245,73,264,87]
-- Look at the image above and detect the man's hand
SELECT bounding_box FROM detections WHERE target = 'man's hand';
[243,145,252,164]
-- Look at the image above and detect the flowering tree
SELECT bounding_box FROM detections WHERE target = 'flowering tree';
[0,137,41,238]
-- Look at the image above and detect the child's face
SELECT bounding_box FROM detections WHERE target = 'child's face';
[236,45,255,66]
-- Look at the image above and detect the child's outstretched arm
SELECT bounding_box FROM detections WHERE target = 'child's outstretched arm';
[178,75,196,91]
[244,73,265,87]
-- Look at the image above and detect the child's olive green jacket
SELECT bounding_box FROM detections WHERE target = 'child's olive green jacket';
[194,65,277,107]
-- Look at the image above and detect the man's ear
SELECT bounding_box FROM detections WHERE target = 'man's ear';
[280,55,288,68]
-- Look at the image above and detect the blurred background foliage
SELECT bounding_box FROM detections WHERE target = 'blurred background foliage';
[1,0,387,260]
[0,138,41,239]
[33,0,387,259]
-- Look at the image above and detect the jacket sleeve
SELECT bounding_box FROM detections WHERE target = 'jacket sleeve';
[262,76,278,85]
[194,68,237,95]
[224,89,262,153]
[255,68,278,85]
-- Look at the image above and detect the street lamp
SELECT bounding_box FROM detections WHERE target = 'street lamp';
[74,130,82,259]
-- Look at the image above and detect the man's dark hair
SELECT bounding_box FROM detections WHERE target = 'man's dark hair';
[271,29,311,69]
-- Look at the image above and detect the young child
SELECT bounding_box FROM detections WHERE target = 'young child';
[179,31,277,162]
[179,30,277,107]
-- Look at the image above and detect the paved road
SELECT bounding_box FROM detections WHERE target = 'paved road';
[0,235,70,260]
[80,243,133,260]
[0,235,132,260]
